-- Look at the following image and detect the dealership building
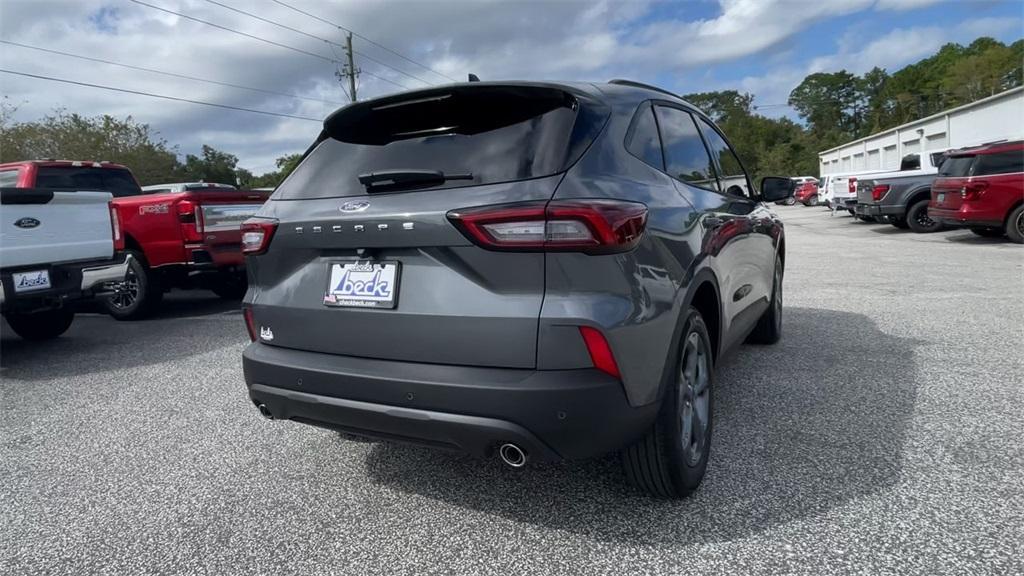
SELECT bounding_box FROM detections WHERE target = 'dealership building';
[818,86,1024,175]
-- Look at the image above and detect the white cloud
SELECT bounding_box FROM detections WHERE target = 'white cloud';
[874,0,944,11]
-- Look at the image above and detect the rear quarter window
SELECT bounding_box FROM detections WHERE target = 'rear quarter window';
[938,156,975,177]
[625,103,664,171]
[974,150,1024,176]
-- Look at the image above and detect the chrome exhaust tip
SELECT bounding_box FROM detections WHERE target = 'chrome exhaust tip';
[498,443,527,468]
[256,403,274,420]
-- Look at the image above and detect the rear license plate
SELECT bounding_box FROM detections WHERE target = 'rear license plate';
[324,261,400,308]
[937,193,945,204]
[13,269,51,292]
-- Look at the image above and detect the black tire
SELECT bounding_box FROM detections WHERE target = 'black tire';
[622,307,714,498]
[970,227,1004,238]
[781,197,796,206]
[102,250,163,320]
[4,307,75,340]
[807,196,819,207]
[1005,204,1024,244]
[747,254,783,345]
[906,199,942,233]
[211,273,247,300]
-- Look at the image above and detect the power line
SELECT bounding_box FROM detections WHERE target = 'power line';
[269,0,458,83]
[0,40,346,106]
[0,69,322,122]
[129,0,415,92]
[201,0,436,87]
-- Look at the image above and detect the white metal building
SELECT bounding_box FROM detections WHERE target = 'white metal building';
[818,86,1024,176]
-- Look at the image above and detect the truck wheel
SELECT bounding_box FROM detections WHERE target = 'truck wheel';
[747,254,783,345]
[103,250,163,320]
[4,307,75,340]
[906,199,942,233]
[622,307,714,498]
[807,196,819,207]
[970,227,1004,238]
[211,273,247,300]
[1005,205,1024,244]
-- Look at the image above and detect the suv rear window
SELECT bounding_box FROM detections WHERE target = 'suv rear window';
[275,86,605,200]
[974,150,1024,176]
[938,156,975,177]
[35,166,142,197]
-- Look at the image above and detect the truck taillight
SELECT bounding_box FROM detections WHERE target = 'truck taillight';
[848,178,857,194]
[447,199,648,254]
[176,199,203,241]
[871,185,889,202]
[241,218,278,255]
[109,203,124,251]
[961,181,989,201]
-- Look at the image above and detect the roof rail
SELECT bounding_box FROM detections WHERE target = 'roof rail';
[607,79,682,100]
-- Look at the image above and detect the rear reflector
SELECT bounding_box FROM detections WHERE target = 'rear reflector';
[448,199,647,254]
[241,218,278,255]
[243,307,257,342]
[579,326,621,379]
[871,185,889,202]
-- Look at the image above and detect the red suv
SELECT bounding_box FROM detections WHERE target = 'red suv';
[794,180,820,206]
[929,141,1024,243]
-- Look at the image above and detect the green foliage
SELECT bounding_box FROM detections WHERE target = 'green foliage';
[180,144,239,185]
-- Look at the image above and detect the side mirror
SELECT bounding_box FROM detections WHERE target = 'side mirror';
[760,176,795,202]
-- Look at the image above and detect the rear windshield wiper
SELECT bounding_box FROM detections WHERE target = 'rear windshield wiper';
[358,169,473,192]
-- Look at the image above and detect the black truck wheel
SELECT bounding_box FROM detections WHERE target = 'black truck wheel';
[102,250,163,320]
[4,307,75,340]
[622,307,714,498]
[906,199,942,233]
[1006,205,1024,244]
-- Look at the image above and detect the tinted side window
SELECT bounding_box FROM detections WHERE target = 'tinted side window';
[696,117,750,197]
[654,106,717,191]
[625,103,663,170]
[938,156,975,177]
[35,167,142,197]
[974,151,1024,176]
[0,170,18,187]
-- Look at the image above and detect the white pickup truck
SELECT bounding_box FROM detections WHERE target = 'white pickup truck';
[1,188,130,339]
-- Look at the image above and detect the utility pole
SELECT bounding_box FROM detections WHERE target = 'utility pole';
[338,31,359,103]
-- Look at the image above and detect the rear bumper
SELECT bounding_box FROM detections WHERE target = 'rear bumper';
[243,342,659,461]
[856,203,903,217]
[1,253,129,311]
[929,205,1004,228]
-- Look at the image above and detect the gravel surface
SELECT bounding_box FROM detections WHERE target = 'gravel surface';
[3,205,1023,576]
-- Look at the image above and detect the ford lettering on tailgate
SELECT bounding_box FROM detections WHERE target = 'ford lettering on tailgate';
[324,261,399,308]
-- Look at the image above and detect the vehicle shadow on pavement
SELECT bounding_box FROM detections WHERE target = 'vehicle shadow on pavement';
[941,232,1017,245]
[1,295,245,381]
[363,307,923,544]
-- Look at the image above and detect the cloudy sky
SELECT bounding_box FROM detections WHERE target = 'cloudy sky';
[1,0,1021,173]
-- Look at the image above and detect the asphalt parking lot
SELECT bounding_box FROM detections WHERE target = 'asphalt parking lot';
[2,204,1022,576]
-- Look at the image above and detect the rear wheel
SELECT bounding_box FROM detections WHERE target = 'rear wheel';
[906,199,942,233]
[622,308,714,499]
[1006,205,1024,244]
[970,227,1004,238]
[103,250,163,320]
[4,307,75,340]
[807,196,819,207]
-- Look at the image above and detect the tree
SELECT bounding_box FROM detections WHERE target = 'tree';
[682,90,754,123]
[180,144,239,185]
[788,71,862,138]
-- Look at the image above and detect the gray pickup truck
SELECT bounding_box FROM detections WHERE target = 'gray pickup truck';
[854,152,946,233]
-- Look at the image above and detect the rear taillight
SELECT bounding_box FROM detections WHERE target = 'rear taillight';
[871,185,889,202]
[243,307,257,342]
[447,199,647,254]
[579,326,621,379]
[176,199,203,241]
[109,203,124,251]
[241,218,278,255]
[961,181,989,201]
[848,178,857,194]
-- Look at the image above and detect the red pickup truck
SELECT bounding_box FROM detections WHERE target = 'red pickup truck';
[0,160,269,318]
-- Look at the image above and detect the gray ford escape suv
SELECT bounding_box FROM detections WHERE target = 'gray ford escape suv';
[241,80,793,498]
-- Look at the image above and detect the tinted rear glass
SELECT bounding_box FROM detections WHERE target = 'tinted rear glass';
[974,150,1024,176]
[276,87,596,200]
[35,166,141,197]
[938,156,975,177]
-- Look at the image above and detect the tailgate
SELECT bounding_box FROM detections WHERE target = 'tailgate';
[1,189,113,268]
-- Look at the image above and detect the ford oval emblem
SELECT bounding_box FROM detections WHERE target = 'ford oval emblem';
[340,200,370,212]
[14,217,40,229]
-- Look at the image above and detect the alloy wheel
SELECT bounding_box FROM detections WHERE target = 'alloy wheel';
[679,331,711,466]
[109,267,140,309]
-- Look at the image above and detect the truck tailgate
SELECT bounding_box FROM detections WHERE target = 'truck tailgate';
[1,189,114,268]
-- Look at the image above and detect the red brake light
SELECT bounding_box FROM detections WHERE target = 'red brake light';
[243,307,257,342]
[961,181,989,201]
[109,203,125,251]
[579,326,621,379]
[241,218,278,255]
[447,199,648,254]
[176,199,196,222]
[848,178,857,194]
[871,184,889,202]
